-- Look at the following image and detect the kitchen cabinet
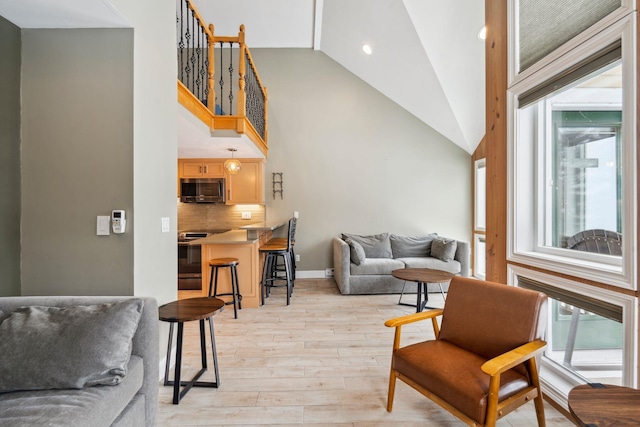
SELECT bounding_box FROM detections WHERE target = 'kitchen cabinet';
[226,159,264,205]
[178,158,264,204]
[179,160,224,178]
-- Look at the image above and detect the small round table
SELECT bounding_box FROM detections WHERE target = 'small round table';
[159,297,225,404]
[569,383,640,426]
[392,268,455,312]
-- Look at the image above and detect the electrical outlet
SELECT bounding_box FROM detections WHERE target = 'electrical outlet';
[241,212,252,220]
[293,211,299,219]
[295,254,300,262]
[325,268,334,278]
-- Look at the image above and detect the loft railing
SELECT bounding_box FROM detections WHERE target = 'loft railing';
[176,0,268,155]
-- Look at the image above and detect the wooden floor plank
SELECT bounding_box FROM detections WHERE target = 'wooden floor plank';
[158,278,573,426]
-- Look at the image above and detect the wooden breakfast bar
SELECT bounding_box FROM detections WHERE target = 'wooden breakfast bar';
[193,221,286,308]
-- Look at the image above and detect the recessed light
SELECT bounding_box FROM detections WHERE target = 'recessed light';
[477,26,487,40]
[362,44,372,55]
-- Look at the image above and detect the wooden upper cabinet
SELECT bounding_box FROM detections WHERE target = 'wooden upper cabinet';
[179,160,225,178]
[178,158,265,205]
[226,159,264,205]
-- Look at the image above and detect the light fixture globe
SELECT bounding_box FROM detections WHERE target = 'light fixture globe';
[224,148,242,175]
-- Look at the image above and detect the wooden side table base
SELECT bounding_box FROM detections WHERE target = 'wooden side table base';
[163,318,220,404]
[159,297,224,404]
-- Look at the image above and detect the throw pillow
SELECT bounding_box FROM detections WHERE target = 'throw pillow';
[0,299,144,393]
[341,233,393,258]
[390,233,438,258]
[431,238,458,262]
[345,238,366,265]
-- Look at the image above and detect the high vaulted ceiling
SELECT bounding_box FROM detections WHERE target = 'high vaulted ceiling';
[0,0,486,154]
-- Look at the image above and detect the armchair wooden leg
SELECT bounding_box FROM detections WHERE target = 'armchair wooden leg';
[387,369,397,412]
[528,359,546,427]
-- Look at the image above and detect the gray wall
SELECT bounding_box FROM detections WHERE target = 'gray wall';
[0,16,21,296]
[20,29,135,295]
[110,0,178,305]
[251,49,472,271]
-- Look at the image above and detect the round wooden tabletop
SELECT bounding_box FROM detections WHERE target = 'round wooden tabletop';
[568,383,640,426]
[391,268,455,284]
[159,297,225,323]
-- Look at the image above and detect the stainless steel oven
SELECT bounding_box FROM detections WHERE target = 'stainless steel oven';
[177,230,230,290]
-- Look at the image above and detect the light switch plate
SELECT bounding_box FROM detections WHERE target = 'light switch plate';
[161,217,170,233]
[97,216,110,236]
[241,212,252,219]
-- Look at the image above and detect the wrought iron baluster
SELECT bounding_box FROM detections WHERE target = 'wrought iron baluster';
[228,44,234,114]
[218,41,224,115]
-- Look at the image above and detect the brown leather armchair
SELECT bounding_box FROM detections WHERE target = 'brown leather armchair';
[385,276,548,426]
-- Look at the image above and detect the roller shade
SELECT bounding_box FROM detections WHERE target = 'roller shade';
[519,0,620,71]
[517,275,622,322]
[518,42,621,108]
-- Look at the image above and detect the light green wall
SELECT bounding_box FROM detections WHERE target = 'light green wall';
[0,16,21,296]
[20,29,135,295]
[251,49,472,271]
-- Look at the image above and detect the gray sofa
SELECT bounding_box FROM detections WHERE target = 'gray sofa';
[333,233,470,295]
[0,296,159,427]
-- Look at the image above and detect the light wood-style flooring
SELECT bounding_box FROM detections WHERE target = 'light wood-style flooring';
[158,278,574,426]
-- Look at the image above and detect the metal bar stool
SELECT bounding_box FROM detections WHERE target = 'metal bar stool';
[259,218,296,305]
[208,257,242,319]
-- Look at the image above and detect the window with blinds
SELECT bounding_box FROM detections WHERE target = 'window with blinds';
[518,0,620,71]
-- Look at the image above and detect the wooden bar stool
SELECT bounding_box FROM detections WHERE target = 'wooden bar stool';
[208,257,242,319]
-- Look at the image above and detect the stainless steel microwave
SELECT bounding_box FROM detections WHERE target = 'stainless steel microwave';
[180,178,226,203]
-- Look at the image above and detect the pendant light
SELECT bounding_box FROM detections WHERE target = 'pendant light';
[224,148,242,175]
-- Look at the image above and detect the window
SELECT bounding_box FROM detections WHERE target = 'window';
[509,16,636,289]
[510,266,636,402]
[473,159,486,279]
[507,3,638,405]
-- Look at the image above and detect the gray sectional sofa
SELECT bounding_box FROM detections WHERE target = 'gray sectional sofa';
[333,233,470,295]
[0,296,159,427]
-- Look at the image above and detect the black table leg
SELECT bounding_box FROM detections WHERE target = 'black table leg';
[208,316,220,386]
[165,317,221,404]
[173,322,184,404]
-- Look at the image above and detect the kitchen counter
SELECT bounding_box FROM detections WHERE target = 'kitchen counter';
[239,220,286,239]
[190,230,258,245]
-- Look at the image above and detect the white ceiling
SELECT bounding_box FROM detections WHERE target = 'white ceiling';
[0,0,486,155]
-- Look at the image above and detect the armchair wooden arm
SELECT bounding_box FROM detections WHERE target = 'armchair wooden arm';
[384,309,443,328]
[385,309,443,350]
[482,339,547,376]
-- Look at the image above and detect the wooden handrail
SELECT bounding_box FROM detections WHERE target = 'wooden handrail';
[183,0,212,39]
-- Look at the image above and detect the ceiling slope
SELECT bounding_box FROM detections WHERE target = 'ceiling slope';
[0,0,486,154]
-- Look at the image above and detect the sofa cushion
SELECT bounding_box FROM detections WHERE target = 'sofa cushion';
[0,355,144,427]
[344,237,366,265]
[0,299,143,393]
[397,257,461,274]
[342,233,392,258]
[431,238,458,262]
[350,258,405,275]
[390,234,437,258]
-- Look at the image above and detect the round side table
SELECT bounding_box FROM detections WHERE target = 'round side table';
[159,297,225,404]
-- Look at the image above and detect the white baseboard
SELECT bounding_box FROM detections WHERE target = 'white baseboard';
[296,270,330,279]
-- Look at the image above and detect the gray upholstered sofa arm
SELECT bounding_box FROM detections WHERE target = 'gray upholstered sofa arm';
[333,237,351,294]
[0,296,159,426]
[454,240,471,277]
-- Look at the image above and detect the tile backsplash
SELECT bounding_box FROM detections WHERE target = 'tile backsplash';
[177,202,265,231]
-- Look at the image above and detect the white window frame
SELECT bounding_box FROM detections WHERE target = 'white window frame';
[507,14,637,290]
[474,158,486,232]
[473,233,486,280]
[508,265,638,409]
